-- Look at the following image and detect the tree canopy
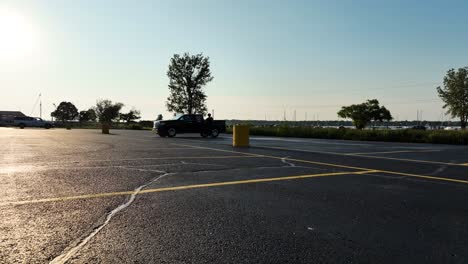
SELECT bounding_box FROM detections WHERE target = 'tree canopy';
[78,109,97,122]
[120,108,141,123]
[337,99,392,129]
[51,101,78,122]
[437,67,468,129]
[166,53,213,115]
[94,99,124,123]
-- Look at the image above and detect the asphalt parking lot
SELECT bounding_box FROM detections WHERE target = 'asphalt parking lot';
[1,128,468,263]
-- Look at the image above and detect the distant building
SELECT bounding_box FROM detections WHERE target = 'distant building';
[0,111,26,124]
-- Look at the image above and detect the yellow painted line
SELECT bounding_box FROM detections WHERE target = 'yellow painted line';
[261,146,457,166]
[461,163,468,166]
[0,170,375,207]
[346,149,440,155]
[278,157,468,184]
[173,143,468,185]
[140,147,208,150]
[259,145,459,166]
[216,143,460,167]
[344,154,458,166]
[240,145,343,156]
[373,170,468,184]
[172,143,377,171]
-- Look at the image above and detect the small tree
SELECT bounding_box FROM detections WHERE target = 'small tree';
[437,67,468,129]
[51,102,78,123]
[366,99,393,124]
[94,99,124,124]
[79,109,97,123]
[120,108,141,123]
[156,114,163,121]
[338,99,392,129]
[166,53,213,115]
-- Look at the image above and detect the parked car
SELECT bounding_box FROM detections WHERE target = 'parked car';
[14,116,54,129]
[411,125,427,130]
[153,114,226,138]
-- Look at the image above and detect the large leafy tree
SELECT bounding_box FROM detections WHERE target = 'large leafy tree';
[78,109,97,122]
[437,67,468,129]
[94,99,124,124]
[120,108,141,123]
[338,99,393,129]
[166,53,213,115]
[51,102,78,122]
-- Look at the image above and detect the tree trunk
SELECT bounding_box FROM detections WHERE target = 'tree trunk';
[102,122,110,134]
[186,85,193,114]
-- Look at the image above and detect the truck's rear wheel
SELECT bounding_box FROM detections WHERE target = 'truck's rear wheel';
[167,128,176,137]
[201,130,210,138]
[211,128,219,138]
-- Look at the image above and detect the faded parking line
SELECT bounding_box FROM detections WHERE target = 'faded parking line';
[346,149,441,155]
[0,155,262,168]
[173,143,468,185]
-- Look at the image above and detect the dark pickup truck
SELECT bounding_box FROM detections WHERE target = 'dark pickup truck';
[153,114,226,138]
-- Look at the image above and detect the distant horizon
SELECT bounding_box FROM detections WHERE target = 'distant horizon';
[2,1,467,121]
[1,108,459,123]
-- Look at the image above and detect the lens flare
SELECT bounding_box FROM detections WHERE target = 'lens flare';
[0,9,38,63]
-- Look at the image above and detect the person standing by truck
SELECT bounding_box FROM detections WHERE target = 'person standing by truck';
[202,113,214,137]
[205,113,213,124]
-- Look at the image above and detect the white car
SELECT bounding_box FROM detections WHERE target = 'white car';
[13,116,54,129]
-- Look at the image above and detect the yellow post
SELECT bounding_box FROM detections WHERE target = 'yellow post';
[233,125,249,147]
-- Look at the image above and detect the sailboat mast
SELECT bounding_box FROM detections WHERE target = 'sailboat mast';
[39,93,42,119]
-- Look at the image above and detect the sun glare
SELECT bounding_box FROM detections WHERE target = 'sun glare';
[0,9,38,62]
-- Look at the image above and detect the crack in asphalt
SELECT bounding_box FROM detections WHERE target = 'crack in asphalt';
[429,161,453,176]
[281,157,296,167]
[49,171,174,264]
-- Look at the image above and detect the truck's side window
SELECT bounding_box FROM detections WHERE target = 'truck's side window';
[180,115,191,122]
[194,115,203,123]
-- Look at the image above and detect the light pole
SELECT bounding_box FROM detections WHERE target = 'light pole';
[52,103,57,121]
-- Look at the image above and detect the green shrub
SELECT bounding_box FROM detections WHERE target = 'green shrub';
[236,126,468,145]
[128,124,143,130]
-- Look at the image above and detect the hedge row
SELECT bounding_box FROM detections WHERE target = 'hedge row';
[54,122,152,130]
[227,126,468,145]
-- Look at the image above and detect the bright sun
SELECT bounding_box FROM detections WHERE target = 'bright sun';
[0,9,38,62]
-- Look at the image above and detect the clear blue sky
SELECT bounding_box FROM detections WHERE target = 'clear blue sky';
[1,0,468,121]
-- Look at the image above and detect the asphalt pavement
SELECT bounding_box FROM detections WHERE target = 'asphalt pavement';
[1,128,468,263]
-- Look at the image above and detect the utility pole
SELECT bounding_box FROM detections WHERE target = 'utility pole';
[417,110,423,125]
[294,110,296,122]
[39,94,42,119]
[52,103,57,121]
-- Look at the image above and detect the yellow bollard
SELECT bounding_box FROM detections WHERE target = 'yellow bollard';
[233,125,249,147]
